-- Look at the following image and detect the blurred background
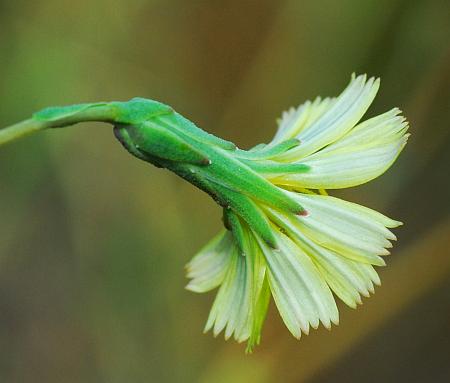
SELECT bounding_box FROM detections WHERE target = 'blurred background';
[0,0,449,382]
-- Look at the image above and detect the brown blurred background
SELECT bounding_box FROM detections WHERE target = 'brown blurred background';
[0,1,449,382]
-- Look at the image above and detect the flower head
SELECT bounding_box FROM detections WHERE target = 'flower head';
[2,74,408,352]
[186,74,409,351]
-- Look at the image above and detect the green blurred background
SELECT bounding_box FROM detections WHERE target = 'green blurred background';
[0,1,449,382]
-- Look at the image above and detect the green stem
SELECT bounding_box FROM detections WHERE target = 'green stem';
[0,104,117,146]
[0,119,48,145]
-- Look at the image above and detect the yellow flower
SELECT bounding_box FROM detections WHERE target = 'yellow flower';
[0,73,409,353]
[186,74,409,351]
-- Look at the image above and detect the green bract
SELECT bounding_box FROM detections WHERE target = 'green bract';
[0,74,409,352]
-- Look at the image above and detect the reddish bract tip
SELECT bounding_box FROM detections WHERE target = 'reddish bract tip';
[201,158,212,165]
[297,209,309,217]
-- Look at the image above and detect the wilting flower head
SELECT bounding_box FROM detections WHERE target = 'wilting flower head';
[185,74,409,351]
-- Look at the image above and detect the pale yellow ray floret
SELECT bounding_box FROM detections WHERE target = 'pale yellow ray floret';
[272,74,381,160]
[268,75,409,189]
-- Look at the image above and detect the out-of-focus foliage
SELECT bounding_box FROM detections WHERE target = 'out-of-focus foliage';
[0,1,449,382]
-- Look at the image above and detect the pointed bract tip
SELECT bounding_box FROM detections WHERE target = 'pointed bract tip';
[201,158,212,165]
[268,241,279,250]
[297,209,309,217]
